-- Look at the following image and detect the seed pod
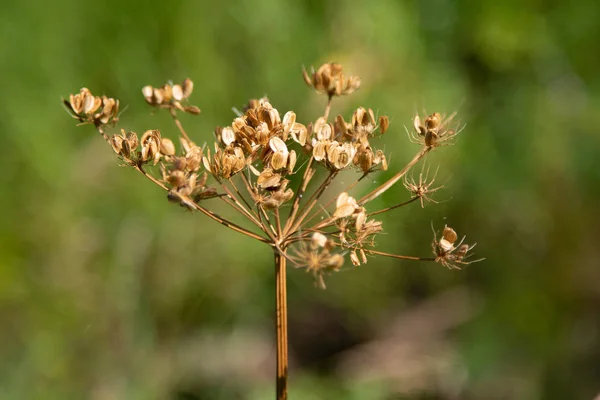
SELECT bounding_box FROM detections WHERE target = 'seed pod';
[350,251,360,266]
[221,127,236,146]
[287,150,297,173]
[167,170,186,188]
[257,169,281,189]
[181,78,194,99]
[334,192,358,219]
[442,226,457,243]
[110,135,124,154]
[172,84,183,101]
[425,112,441,130]
[160,138,176,156]
[282,111,296,138]
[142,85,154,104]
[379,115,389,134]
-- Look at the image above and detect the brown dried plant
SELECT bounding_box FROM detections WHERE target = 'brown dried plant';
[62,63,481,400]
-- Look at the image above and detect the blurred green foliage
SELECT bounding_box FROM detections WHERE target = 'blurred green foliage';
[1,0,599,399]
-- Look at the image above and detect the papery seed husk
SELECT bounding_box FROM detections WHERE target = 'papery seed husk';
[160,138,176,156]
[313,142,327,161]
[336,192,350,208]
[355,211,366,231]
[167,170,186,187]
[333,204,356,219]
[379,116,389,134]
[311,232,328,248]
[439,238,455,252]
[84,95,102,115]
[182,78,194,98]
[426,113,441,129]
[257,169,281,189]
[442,226,457,243]
[161,84,173,102]
[269,136,288,153]
[185,105,201,115]
[110,135,123,154]
[172,84,183,101]
[288,150,296,173]
[221,127,236,146]
[359,249,367,264]
[282,111,296,135]
[153,88,164,104]
[270,152,287,170]
[350,251,360,266]
[142,85,154,103]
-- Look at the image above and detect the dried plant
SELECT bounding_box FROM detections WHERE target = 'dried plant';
[62,63,482,400]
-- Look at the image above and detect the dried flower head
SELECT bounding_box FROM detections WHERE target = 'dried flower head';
[64,62,482,399]
[431,225,482,269]
[142,78,200,115]
[409,111,461,147]
[290,232,344,289]
[403,164,444,207]
[63,88,120,126]
[303,62,361,97]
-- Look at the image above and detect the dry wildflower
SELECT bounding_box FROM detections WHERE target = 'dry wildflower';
[63,88,120,126]
[403,164,444,207]
[409,111,461,147]
[431,225,482,269]
[63,61,480,400]
[303,62,361,97]
[142,78,200,115]
[290,232,344,289]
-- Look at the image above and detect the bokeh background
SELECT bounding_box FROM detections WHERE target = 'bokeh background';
[1,0,599,399]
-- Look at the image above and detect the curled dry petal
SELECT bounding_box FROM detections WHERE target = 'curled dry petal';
[282,111,296,136]
[160,138,176,156]
[311,232,328,248]
[221,127,236,146]
[257,169,281,189]
[290,123,307,146]
[334,192,358,219]
[172,84,183,101]
[288,150,297,173]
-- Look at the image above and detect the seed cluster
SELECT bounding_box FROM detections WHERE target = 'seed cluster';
[63,62,481,289]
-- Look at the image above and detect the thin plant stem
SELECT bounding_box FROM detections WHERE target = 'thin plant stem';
[358,146,431,205]
[130,164,271,244]
[274,249,288,400]
[287,171,337,237]
[169,107,193,143]
[367,196,419,217]
[283,158,315,236]
[363,248,436,262]
[323,94,333,121]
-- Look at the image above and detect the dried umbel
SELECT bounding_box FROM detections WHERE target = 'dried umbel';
[63,88,120,126]
[142,78,201,115]
[63,63,481,400]
[303,62,361,97]
[432,225,482,269]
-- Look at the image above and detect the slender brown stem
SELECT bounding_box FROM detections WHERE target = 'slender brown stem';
[367,196,419,217]
[132,166,271,244]
[362,248,436,261]
[274,249,288,400]
[323,94,333,121]
[302,178,361,228]
[358,146,431,205]
[169,107,193,143]
[283,158,315,236]
[287,171,337,237]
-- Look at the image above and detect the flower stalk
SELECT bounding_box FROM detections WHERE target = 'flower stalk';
[62,63,481,399]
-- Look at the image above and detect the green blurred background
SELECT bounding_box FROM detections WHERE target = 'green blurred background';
[1,0,599,399]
